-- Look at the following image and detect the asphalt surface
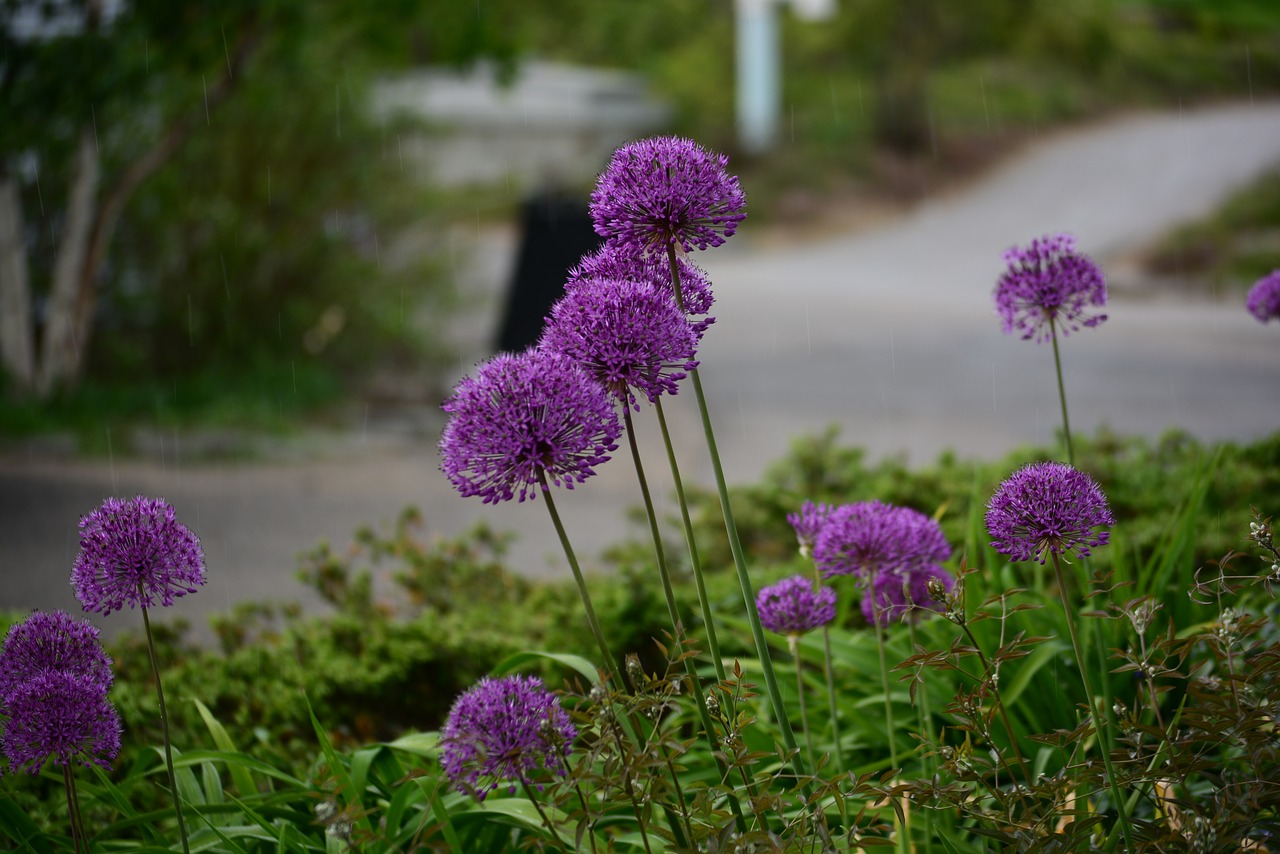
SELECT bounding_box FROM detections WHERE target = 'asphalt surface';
[2,102,1278,638]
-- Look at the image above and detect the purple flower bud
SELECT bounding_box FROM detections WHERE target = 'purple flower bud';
[986,462,1114,563]
[756,575,837,637]
[570,241,715,318]
[861,564,954,626]
[590,136,746,253]
[994,233,1107,343]
[814,501,951,580]
[540,276,699,409]
[0,610,113,703]
[787,501,833,559]
[440,675,576,801]
[72,496,205,616]
[2,670,121,775]
[1246,269,1280,324]
[440,349,622,504]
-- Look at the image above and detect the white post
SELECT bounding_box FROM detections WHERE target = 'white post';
[735,0,780,155]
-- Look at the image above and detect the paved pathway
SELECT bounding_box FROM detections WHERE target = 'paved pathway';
[2,103,1278,637]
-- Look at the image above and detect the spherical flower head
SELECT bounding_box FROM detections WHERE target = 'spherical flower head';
[2,670,121,775]
[540,276,699,409]
[570,241,716,318]
[994,233,1107,343]
[787,501,833,560]
[0,610,113,703]
[72,496,205,616]
[986,462,1114,563]
[861,564,955,627]
[1246,269,1280,324]
[440,675,576,801]
[440,349,622,504]
[814,501,951,580]
[756,575,837,637]
[590,136,746,253]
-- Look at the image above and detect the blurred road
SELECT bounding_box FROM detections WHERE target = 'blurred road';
[2,102,1278,636]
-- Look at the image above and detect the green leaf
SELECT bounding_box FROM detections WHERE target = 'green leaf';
[383,778,427,845]
[1000,640,1061,710]
[0,796,55,854]
[305,695,377,840]
[493,651,600,685]
[387,731,440,758]
[202,762,225,807]
[350,746,383,801]
[466,795,569,835]
[419,778,465,852]
[194,697,260,797]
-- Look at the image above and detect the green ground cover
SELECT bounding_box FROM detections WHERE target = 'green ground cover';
[3,427,1276,847]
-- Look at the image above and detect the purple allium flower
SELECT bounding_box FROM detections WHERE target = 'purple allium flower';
[440,675,576,801]
[756,575,837,637]
[72,496,205,616]
[570,241,716,318]
[787,501,833,560]
[440,349,622,504]
[1246,269,1280,324]
[590,136,746,253]
[813,501,951,580]
[1,670,121,775]
[0,611,113,703]
[986,462,1114,563]
[860,564,954,626]
[540,276,699,408]
[994,233,1107,343]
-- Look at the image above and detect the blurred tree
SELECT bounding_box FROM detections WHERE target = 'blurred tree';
[0,0,515,401]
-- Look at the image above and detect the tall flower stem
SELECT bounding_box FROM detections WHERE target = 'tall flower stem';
[666,245,810,785]
[787,635,816,772]
[809,562,846,773]
[62,767,85,854]
[1049,317,1075,466]
[653,397,728,684]
[141,603,190,854]
[621,406,747,831]
[874,623,901,775]
[540,473,693,845]
[1049,553,1133,852]
[538,473,621,689]
[819,624,846,773]
[874,622,911,854]
[906,621,935,854]
[621,407,685,646]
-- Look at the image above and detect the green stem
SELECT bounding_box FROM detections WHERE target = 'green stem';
[666,244,810,787]
[1049,317,1075,466]
[141,603,191,854]
[874,622,900,774]
[622,406,685,644]
[565,762,600,854]
[874,620,911,854]
[654,397,728,684]
[621,405,747,832]
[538,472,621,689]
[607,724,656,854]
[956,621,1033,789]
[62,766,84,854]
[820,623,846,773]
[519,778,572,852]
[906,621,934,854]
[1050,553,1133,852]
[788,635,816,773]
